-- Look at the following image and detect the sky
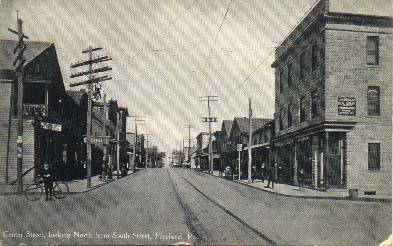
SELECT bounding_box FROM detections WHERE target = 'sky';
[1,0,322,154]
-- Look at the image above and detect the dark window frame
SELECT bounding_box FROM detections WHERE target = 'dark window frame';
[279,109,284,131]
[368,143,380,171]
[300,96,306,122]
[311,90,318,118]
[279,70,284,93]
[311,42,319,71]
[366,36,379,65]
[288,104,293,127]
[367,86,380,116]
[299,51,305,79]
[287,63,292,87]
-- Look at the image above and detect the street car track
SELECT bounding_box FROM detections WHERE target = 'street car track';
[171,169,277,245]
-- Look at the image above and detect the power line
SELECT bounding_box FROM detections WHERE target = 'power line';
[202,0,234,70]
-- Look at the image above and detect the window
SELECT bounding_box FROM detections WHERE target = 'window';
[368,143,380,170]
[288,104,293,127]
[299,52,305,79]
[366,36,379,65]
[279,109,284,130]
[279,71,283,93]
[311,42,319,71]
[368,86,380,115]
[300,96,306,122]
[287,63,292,87]
[311,90,318,118]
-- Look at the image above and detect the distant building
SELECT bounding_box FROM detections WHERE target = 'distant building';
[271,0,392,196]
[195,132,210,169]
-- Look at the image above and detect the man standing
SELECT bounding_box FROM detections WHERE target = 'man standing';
[265,166,274,189]
[40,163,54,201]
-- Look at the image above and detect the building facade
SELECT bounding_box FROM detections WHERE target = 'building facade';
[271,0,392,195]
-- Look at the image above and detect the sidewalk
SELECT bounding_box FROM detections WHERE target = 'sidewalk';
[200,169,391,202]
[0,168,142,195]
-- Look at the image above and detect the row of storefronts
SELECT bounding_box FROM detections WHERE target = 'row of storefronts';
[196,0,392,196]
[0,39,134,184]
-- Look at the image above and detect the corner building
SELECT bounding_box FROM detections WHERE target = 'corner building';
[271,0,392,196]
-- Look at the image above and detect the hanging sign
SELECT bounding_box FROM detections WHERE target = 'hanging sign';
[41,122,62,132]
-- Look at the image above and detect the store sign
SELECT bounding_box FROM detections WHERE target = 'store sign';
[23,104,48,116]
[337,97,356,115]
[84,136,110,145]
[41,122,62,132]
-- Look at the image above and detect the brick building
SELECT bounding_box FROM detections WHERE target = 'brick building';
[271,0,392,196]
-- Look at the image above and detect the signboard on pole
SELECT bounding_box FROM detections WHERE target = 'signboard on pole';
[40,122,62,132]
[84,136,110,145]
[337,97,356,115]
[237,144,243,152]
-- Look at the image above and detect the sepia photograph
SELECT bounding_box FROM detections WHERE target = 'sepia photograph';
[0,0,392,245]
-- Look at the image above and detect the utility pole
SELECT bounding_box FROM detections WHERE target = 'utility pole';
[8,14,29,194]
[248,98,253,184]
[70,47,112,188]
[143,134,152,168]
[116,111,120,178]
[128,116,145,172]
[200,96,218,174]
[184,125,195,166]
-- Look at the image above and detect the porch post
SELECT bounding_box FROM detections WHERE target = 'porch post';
[324,132,329,189]
[293,143,298,186]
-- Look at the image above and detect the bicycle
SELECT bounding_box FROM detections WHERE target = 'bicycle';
[24,180,69,201]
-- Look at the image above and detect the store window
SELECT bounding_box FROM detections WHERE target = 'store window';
[368,143,380,171]
[366,36,379,65]
[367,86,380,116]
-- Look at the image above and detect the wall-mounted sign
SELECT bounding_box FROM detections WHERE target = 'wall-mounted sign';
[338,97,356,115]
[41,122,62,132]
[84,136,110,145]
[23,104,48,116]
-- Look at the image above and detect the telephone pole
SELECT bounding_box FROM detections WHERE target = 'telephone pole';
[142,134,152,168]
[70,46,112,188]
[184,125,195,166]
[128,116,145,172]
[200,96,218,174]
[248,98,253,184]
[8,14,29,194]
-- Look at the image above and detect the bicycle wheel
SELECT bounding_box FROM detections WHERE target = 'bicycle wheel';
[53,182,68,199]
[24,184,43,201]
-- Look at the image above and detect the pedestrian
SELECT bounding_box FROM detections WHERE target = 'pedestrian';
[261,163,266,183]
[40,162,54,201]
[298,168,304,190]
[265,166,274,189]
[251,166,256,183]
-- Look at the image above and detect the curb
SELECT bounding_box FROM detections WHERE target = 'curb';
[196,170,392,203]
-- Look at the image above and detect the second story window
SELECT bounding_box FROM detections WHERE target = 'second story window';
[311,42,319,71]
[288,63,292,87]
[279,109,284,131]
[288,104,293,127]
[299,52,305,79]
[300,96,306,122]
[367,86,380,116]
[279,71,284,93]
[366,36,379,65]
[311,90,318,118]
